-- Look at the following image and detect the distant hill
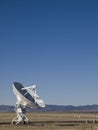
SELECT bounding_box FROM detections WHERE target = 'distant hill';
[0,104,98,112]
[42,104,98,112]
[0,105,14,112]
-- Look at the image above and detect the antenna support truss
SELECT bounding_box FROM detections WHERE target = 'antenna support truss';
[11,104,29,125]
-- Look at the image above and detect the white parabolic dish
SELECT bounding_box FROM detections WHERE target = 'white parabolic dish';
[13,82,45,108]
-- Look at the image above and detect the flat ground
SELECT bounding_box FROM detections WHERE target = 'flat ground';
[0,112,98,130]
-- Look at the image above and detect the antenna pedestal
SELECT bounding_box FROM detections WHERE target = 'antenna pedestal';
[11,104,29,125]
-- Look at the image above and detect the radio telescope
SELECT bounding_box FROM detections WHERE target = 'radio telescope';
[11,82,45,125]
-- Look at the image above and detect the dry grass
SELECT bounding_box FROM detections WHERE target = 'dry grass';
[0,112,98,130]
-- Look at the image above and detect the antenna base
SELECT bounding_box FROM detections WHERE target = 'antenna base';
[11,104,29,125]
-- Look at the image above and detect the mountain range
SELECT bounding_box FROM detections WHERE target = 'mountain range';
[0,104,98,112]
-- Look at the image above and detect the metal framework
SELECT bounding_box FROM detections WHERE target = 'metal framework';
[11,104,29,125]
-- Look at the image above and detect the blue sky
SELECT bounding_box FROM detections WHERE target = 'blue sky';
[0,0,98,106]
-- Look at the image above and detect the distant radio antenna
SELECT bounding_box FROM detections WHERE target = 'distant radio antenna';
[11,82,45,125]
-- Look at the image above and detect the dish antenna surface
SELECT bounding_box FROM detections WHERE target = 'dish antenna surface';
[12,82,45,125]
